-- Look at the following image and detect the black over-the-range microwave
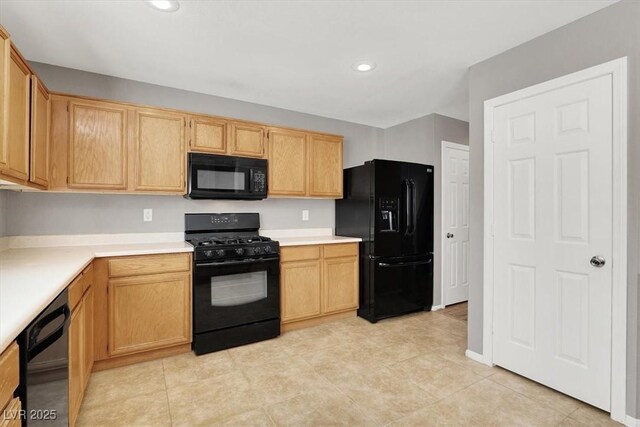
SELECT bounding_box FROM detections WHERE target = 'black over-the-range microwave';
[186,153,268,200]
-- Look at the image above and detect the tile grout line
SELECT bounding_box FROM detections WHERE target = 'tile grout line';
[485,375,572,418]
[160,360,175,426]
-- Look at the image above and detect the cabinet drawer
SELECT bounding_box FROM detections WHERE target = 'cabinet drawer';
[280,245,321,262]
[108,253,190,278]
[68,274,84,311]
[323,243,358,259]
[0,342,19,413]
[0,397,21,427]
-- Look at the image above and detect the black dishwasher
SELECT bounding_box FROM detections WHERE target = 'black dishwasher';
[18,289,70,426]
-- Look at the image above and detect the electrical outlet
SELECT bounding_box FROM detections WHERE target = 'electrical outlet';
[302,210,309,221]
[143,209,153,222]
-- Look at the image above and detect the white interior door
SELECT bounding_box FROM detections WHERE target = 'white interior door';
[442,142,470,306]
[492,74,613,410]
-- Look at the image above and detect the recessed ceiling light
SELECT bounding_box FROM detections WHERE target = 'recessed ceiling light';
[147,0,180,12]
[353,61,376,72]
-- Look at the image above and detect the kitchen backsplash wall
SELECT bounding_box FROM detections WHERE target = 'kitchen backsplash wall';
[4,192,334,235]
[0,191,7,237]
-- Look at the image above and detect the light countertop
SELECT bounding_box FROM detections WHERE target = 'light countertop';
[0,242,193,353]
[274,235,362,247]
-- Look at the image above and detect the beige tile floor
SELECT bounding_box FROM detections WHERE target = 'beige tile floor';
[77,310,619,426]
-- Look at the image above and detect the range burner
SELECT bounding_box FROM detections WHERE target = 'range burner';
[185,213,279,262]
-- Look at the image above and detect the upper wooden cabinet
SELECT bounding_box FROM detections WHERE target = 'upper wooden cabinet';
[267,127,307,196]
[29,76,50,187]
[134,109,186,192]
[2,45,30,181]
[267,128,344,199]
[0,27,9,170]
[308,133,343,197]
[68,99,128,189]
[189,115,227,154]
[229,122,265,158]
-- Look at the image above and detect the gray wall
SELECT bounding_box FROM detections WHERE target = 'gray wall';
[467,0,640,416]
[4,63,386,235]
[383,114,469,307]
[0,191,7,237]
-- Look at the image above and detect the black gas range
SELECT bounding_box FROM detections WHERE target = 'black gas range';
[185,213,280,355]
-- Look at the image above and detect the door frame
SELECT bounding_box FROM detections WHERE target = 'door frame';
[482,57,628,421]
[441,140,470,307]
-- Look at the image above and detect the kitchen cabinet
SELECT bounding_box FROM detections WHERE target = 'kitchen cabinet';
[280,243,359,330]
[189,114,227,154]
[229,122,265,158]
[108,271,191,356]
[308,133,343,197]
[2,45,30,181]
[67,263,94,427]
[0,342,19,426]
[68,99,128,189]
[267,127,344,199]
[267,127,307,196]
[68,300,84,427]
[134,108,186,192]
[281,260,322,322]
[92,253,192,369]
[0,27,9,170]
[29,76,50,187]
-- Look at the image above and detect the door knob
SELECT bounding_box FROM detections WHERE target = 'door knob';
[447,233,454,238]
[590,256,606,268]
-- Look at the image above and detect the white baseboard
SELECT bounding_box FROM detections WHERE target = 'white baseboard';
[431,304,444,311]
[625,415,640,426]
[465,349,492,366]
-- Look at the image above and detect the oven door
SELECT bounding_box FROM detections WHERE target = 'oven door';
[187,153,267,200]
[193,257,280,333]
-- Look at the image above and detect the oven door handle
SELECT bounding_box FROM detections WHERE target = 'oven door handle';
[27,304,70,362]
[197,257,279,267]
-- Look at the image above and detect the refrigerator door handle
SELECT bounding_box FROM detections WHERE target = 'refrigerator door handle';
[378,259,432,267]
[409,179,416,235]
[403,179,411,236]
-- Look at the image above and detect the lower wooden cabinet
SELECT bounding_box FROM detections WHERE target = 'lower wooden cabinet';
[108,271,191,356]
[93,253,192,370]
[68,264,94,427]
[0,342,19,427]
[280,243,358,329]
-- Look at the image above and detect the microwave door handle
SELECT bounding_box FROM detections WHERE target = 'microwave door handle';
[249,169,254,193]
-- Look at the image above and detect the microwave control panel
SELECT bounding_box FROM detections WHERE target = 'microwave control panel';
[252,171,266,193]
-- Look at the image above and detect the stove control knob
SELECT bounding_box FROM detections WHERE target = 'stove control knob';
[254,246,263,254]
[204,250,213,258]
[235,248,244,255]
[216,249,225,257]
[264,246,272,253]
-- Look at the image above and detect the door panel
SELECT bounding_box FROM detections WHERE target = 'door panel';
[68,100,128,189]
[281,260,321,322]
[322,256,358,314]
[30,76,50,187]
[443,144,470,305]
[308,134,343,197]
[0,28,10,169]
[403,163,434,256]
[492,74,612,410]
[134,109,186,192]
[372,160,403,257]
[229,122,264,158]
[372,255,433,319]
[4,46,30,181]
[190,115,227,154]
[267,128,307,196]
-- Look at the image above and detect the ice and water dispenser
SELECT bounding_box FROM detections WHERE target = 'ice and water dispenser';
[379,198,398,232]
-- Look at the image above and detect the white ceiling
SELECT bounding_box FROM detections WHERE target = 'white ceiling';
[0,0,616,128]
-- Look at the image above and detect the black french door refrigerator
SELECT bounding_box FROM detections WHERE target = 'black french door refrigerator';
[336,159,434,322]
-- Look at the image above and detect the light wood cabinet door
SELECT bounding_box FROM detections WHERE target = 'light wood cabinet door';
[108,272,191,356]
[322,256,358,314]
[3,46,30,181]
[68,100,128,189]
[308,134,343,197]
[189,115,227,154]
[0,27,9,170]
[68,302,84,427]
[134,109,186,192]
[267,128,307,196]
[82,287,94,388]
[0,397,21,427]
[281,260,321,322]
[29,76,50,187]
[229,122,264,158]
